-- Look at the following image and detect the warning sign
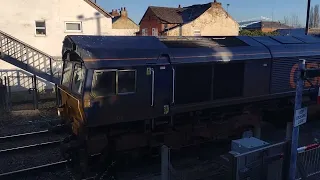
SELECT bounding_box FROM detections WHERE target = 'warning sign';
[294,107,308,127]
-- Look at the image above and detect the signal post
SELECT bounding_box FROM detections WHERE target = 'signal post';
[287,59,320,180]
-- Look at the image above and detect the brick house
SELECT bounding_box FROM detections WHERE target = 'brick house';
[109,7,139,36]
[137,0,239,36]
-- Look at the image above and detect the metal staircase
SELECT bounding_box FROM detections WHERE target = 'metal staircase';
[0,30,62,84]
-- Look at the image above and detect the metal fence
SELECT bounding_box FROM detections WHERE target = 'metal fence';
[160,141,320,180]
[229,141,287,180]
[296,143,320,180]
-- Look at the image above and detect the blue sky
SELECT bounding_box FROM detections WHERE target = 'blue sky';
[97,0,316,26]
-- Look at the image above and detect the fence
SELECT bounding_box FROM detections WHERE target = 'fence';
[229,141,287,180]
[160,141,320,180]
[296,143,320,180]
[0,74,58,111]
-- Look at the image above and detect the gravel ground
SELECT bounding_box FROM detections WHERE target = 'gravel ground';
[0,101,60,136]
[14,170,71,180]
[0,146,63,174]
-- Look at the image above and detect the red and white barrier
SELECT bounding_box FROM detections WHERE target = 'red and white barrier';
[297,143,320,153]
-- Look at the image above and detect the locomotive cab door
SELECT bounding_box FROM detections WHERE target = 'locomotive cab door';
[148,55,173,116]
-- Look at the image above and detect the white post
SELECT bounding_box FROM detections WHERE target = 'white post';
[161,145,170,180]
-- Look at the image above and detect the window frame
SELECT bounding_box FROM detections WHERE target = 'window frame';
[35,20,46,36]
[117,69,137,95]
[194,30,201,36]
[92,69,117,97]
[91,69,137,97]
[61,61,74,89]
[71,63,86,95]
[152,28,158,36]
[142,28,148,36]
[64,21,83,33]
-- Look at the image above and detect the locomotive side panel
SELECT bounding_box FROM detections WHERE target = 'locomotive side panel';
[212,61,245,100]
[270,56,320,94]
[174,63,213,105]
[243,59,271,97]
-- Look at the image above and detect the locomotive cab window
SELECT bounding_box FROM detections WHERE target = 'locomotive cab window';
[91,69,136,97]
[72,64,86,94]
[92,70,116,97]
[118,70,136,94]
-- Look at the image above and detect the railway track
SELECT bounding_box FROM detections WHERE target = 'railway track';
[0,160,68,179]
[0,126,70,179]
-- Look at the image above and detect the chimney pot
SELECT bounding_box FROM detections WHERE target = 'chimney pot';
[178,4,181,8]
[212,0,222,7]
[124,7,126,11]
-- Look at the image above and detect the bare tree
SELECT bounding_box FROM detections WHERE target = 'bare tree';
[283,16,290,26]
[291,13,301,28]
[310,6,314,28]
[314,5,319,28]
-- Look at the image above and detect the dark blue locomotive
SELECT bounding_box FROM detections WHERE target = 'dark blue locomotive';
[57,35,320,175]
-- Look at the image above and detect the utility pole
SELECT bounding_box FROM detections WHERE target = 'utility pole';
[306,0,311,35]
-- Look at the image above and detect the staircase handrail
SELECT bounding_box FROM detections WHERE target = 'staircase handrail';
[0,30,57,60]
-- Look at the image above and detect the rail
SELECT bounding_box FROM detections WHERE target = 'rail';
[0,140,61,153]
[0,160,67,179]
[0,30,62,84]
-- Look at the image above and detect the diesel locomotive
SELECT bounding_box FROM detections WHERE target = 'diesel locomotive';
[56,35,320,176]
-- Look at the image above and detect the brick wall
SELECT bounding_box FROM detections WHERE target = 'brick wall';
[138,9,162,36]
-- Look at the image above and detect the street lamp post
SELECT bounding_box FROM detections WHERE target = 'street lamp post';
[227,4,230,14]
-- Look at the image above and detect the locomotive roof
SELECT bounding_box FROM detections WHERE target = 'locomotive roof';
[62,35,320,69]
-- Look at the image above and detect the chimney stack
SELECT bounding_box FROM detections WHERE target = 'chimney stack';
[212,0,222,7]
[178,4,181,8]
[120,7,128,18]
[111,9,120,17]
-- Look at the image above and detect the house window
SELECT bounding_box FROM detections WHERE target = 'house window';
[35,21,46,36]
[152,28,158,36]
[142,28,148,36]
[65,22,82,32]
[194,30,201,36]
